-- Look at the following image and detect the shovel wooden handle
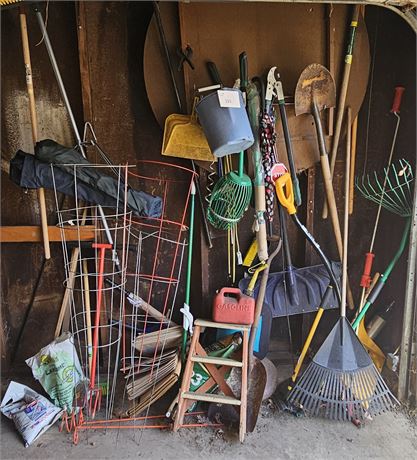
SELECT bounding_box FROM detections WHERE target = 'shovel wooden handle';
[19,8,50,260]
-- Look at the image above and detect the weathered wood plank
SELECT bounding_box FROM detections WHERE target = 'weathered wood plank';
[0,225,96,243]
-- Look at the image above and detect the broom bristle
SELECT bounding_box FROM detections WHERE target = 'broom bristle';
[287,361,399,421]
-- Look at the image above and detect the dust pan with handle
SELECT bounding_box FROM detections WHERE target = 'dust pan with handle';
[162,99,215,162]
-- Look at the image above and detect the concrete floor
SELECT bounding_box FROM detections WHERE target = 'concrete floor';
[1,407,416,460]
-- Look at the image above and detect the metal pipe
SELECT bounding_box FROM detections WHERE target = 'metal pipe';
[35,6,86,158]
[398,161,417,402]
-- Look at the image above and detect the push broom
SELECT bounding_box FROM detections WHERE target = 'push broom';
[287,109,399,422]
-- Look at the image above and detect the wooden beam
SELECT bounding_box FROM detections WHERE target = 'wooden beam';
[0,225,96,243]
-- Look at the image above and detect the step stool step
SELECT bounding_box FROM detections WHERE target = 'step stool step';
[191,355,243,367]
[194,319,251,331]
[181,391,241,406]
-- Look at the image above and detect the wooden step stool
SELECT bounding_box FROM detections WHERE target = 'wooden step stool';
[173,319,250,442]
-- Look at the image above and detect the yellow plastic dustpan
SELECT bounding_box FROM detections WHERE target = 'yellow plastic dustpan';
[162,99,215,162]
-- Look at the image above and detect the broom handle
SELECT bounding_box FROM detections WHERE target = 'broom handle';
[341,108,352,318]
[19,8,51,260]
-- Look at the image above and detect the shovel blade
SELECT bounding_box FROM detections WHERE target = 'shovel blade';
[246,358,267,432]
[295,63,336,116]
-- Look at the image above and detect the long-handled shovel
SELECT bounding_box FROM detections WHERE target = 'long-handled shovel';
[294,63,355,311]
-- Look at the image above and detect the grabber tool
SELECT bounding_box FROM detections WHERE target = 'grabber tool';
[357,86,405,311]
[88,242,112,418]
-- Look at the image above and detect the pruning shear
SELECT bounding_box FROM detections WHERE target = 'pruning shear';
[265,66,280,113]
[266,67,302,206]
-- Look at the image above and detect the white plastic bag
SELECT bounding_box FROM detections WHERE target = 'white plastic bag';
[26,332,84,411]
[1,381,63,447]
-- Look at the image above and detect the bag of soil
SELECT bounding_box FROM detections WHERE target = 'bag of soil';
[26,333,85,412]
[0,381,63,447]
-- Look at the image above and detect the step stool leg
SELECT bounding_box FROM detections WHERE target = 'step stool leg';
[173,325,201,432]
[239,328,249,443]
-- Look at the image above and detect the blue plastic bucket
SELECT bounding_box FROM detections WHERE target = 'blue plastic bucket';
[196,88,254,157]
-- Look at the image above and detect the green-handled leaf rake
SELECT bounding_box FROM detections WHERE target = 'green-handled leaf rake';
[287,143,402,423]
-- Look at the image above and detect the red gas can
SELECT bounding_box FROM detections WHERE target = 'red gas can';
[212,287,255,325]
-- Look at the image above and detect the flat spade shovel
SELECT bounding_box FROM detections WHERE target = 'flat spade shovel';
[295,64,354,311]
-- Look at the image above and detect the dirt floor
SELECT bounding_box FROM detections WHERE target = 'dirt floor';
[1,405,416,459]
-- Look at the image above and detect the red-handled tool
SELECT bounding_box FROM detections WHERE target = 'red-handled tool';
[359,252,375,289]
[89,242,112,417]
[391,86,405,114]
[358,86,405,311]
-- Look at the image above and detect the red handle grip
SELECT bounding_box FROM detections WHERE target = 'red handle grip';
[391,86,405,113]
[360,252,375,288]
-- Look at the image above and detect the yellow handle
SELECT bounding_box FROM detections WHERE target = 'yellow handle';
[289,307,324,389]
[247,263,267,292]
[275,173,296,215]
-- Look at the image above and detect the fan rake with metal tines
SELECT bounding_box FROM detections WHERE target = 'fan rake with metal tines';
[287,157,408,423]
[352,159,414,330]
[356,158,413,218]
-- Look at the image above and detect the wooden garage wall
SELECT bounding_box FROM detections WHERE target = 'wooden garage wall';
[1,2,416,380]
[1,2,83,371]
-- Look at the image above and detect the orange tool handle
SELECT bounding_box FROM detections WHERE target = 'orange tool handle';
[360,252,375,288]
[391,86,405,113]
[90,243,112,388]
